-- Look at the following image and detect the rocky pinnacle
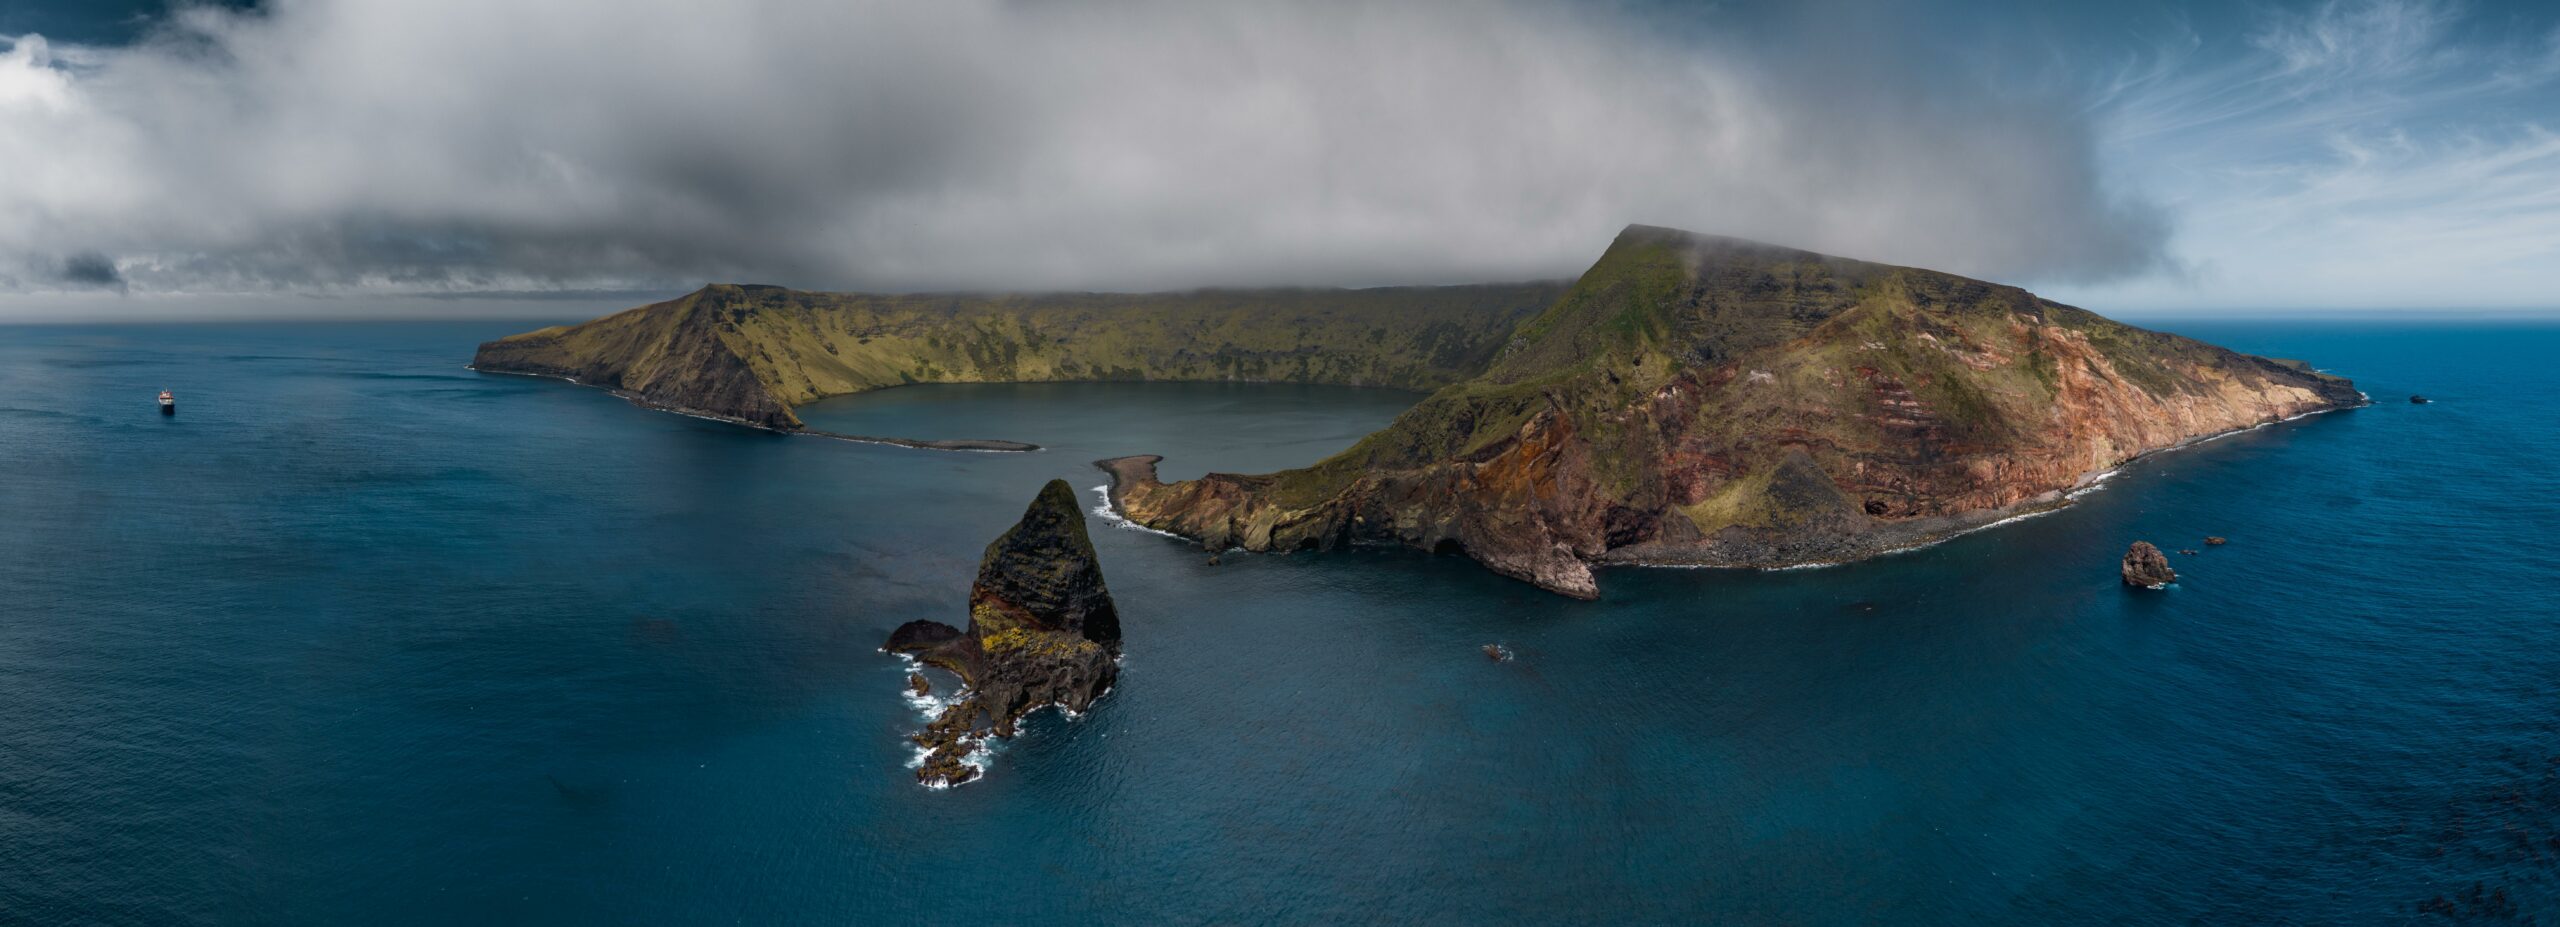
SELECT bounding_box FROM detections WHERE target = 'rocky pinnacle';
[883,479,1123,787]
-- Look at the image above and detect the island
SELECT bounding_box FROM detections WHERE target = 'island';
[1103,227,2362,597]
[883,480,1123,788]
[473,224,2361,597]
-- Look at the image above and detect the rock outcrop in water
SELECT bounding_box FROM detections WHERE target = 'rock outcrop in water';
[1102,226,2364,598]
[883,479,1122,788]
[2122,541,2177,588]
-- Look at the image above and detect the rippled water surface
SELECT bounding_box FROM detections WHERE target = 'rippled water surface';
[0,320,2554,924]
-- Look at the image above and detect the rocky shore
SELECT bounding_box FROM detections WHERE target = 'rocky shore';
[881,480,1122,788]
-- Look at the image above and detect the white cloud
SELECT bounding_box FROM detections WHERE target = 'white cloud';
[2060,0,2560,311]
[0,0,2166,300]
[0,34,76,112]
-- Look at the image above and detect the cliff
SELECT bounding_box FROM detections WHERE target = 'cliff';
[472,282,1566,429]
[1104,226,2365,598]
[883,480,1123,788]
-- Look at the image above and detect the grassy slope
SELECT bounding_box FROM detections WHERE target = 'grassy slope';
[475,282,1568,426]
[1238,225,2359,538]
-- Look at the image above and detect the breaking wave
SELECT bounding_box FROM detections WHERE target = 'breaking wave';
[1090,484,1184,539]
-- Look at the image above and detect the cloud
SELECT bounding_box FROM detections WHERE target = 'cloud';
[2250,0,2459,78]
[55,251,124,290]
[0,0,2170,297]
[2057,0,2560,311]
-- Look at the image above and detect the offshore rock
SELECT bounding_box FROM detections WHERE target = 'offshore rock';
[1103,226,2363,598]
[882,479,1122,787]
[2122,541,2177,588]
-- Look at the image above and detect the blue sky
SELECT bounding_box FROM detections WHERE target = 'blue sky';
[0,0,2553,314]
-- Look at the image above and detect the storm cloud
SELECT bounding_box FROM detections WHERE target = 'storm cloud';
[55,251,124,290]
[0,0,2171,296]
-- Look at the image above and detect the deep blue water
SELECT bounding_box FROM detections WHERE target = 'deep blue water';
[0,319,2555,925]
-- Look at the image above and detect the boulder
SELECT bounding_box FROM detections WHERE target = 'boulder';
[2122,541,2177,588]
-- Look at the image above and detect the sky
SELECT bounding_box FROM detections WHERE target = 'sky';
[0,0,2554,317]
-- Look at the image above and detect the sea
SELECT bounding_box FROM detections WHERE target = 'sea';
[0,318,2553,925]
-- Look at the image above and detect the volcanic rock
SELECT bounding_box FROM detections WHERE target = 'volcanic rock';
[882,479,1123,787]
[2122,541,2177,588]
[884,619,962,654]
[2205,536,2227,546]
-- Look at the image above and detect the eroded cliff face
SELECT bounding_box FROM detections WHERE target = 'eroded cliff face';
[1105,226,2365,598]
[470,293,802,428]
[472,282,1563,429]
[882,480,1122,788]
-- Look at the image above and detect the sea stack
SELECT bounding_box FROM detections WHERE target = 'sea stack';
[2121,541,2177,588]
[883,479,1122,787]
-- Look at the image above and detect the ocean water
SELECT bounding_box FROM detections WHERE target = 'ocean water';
[0,319,2554,925]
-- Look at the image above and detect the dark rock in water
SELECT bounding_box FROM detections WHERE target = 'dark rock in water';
[1206,553,1221,566]
[907,674,930,698]
[2410,395,2430,404]
[884,619,963,654]
[2205,536,2227,546]
[910,707,983,788]
[1483,643,1514,662]
[2122,541,2177,588]
[2178,549,2199,556]
[882,479,1123,788]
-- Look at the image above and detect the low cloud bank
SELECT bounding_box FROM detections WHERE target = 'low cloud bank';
[0,1,2169,296]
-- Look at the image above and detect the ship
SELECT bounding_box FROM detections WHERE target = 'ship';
[158,389,175,415]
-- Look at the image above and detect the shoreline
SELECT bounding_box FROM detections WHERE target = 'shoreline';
[1091,395,2366,580]
[1602,395,2367,573]
[468,365,1040,452]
